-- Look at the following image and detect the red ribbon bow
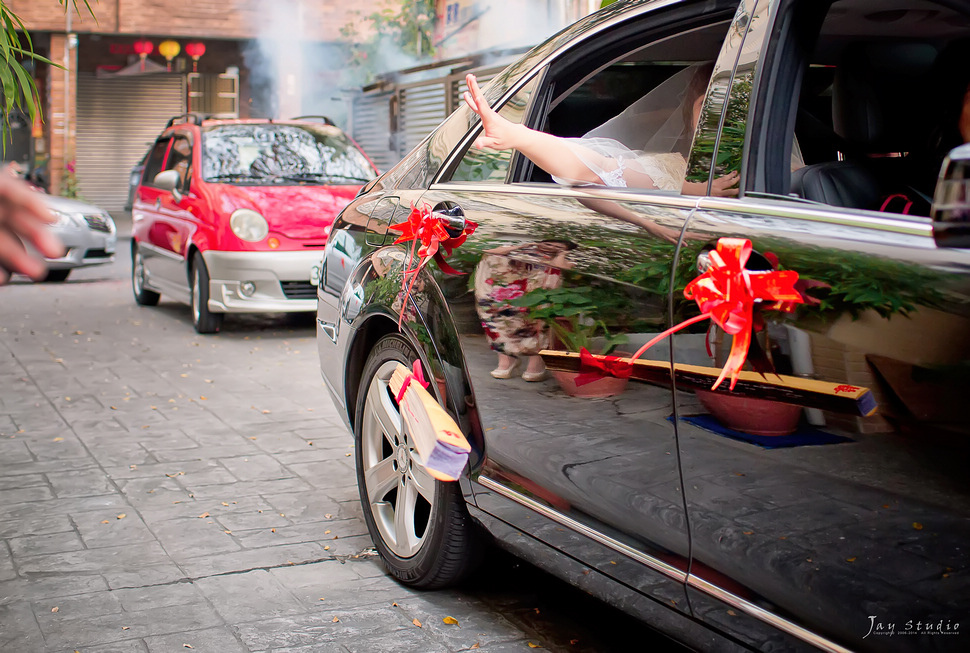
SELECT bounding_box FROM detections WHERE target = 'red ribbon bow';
[389,203,477,326]
[575,348,633,386]
[629,238,805,391]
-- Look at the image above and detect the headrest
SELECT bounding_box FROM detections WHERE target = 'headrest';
[833,43,937,152]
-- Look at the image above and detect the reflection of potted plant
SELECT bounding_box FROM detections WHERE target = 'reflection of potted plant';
[510,286,631,397]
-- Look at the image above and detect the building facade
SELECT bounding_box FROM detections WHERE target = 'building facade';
[8,0,384,210]
[433,0,600,60]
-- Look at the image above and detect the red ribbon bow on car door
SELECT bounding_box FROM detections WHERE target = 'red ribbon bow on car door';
[629,238,805,390]
[388,203,477,326]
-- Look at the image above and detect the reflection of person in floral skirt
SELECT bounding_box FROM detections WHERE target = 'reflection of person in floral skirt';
[474,240,576,381]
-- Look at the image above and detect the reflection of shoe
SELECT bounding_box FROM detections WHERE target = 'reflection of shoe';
[490,359,520,379]
[522,369,548,382]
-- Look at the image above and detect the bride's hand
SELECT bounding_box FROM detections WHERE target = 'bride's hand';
[463,74,521,151]
[710,170,740,197]
[682,170,740,197]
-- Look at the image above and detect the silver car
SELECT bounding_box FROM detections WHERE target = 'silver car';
[38,194,117,282]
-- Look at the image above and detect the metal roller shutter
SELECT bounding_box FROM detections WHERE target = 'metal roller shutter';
[399,82,446,154]
[76,73,185,214]
[350,90,396,173]
[449,69,499,112]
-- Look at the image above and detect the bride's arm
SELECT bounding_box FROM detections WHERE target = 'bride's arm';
[464,74,612,186]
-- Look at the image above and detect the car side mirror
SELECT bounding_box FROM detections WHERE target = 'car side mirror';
[153,169,183,203]
[932,144,970,248]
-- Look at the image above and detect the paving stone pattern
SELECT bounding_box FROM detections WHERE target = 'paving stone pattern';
[0,225,666,653]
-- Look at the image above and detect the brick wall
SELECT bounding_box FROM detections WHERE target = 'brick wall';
[6,0,385,42]
[46,33,76,196]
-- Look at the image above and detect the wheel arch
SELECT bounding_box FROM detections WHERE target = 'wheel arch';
[341,248,486,477]
[186,243,203,284]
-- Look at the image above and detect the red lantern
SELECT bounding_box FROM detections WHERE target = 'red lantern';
[132,39,154,56]
[185,41,205,72]
[184,42,206,58]
[133,39,153,72]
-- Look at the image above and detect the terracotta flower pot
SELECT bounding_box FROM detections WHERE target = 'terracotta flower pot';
[695,389,802,436]
[549,350,633,398]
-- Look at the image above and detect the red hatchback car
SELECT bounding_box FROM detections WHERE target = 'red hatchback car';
[131,114,377,333]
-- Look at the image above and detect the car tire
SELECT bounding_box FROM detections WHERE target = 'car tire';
[131,245,160,306]
[354,332,482,589]
[41,269,70,282]
[190,252,223,334]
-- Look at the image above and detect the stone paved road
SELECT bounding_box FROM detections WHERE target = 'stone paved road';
[0,222,674,653]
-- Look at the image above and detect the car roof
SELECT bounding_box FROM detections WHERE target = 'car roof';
[164,114,339,130]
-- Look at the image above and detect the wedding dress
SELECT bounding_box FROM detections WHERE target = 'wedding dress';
[551,64,705,190]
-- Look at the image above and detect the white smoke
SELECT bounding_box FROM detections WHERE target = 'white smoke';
[436,0,580,60]
[244,0,348,126]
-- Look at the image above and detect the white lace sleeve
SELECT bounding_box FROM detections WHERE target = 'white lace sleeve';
[551,137,685,191]
[599,162,628,188]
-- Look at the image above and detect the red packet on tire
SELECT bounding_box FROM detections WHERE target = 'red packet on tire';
[388,362,470,481]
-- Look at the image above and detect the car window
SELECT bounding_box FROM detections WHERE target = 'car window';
[142,137,171,188]
[456,19,734,195]
[201,123,376,185]
[163,134,193,193]
[772,0,970,217]
[450,75,540,183]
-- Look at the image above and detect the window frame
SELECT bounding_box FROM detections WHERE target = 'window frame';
[141,136,172,189]
[432,0,742,192]
[162,132,195,194]
[741,0,831,197]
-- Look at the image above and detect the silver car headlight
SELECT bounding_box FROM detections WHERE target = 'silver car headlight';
[50,210,83,228]
[230,209,269,242]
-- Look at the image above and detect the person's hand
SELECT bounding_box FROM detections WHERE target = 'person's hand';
[710,170,740,197]
[0,172,64,284]
[681,170,740,197]
[463,73,522,151]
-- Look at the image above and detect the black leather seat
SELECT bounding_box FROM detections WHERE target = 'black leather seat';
[791,43,937,213]
[791,160,881,210]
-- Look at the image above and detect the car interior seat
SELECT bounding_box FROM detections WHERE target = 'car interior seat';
[791,42,937,213]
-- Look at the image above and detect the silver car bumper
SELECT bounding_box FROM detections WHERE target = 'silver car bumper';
[202,249,324,313]
[45,225,117,271]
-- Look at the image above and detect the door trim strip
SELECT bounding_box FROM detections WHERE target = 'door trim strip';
[430,181,700,210]
[478,474,852,653]
[687,576,854,653]
[478,475,687,582]
[137,241,184,262]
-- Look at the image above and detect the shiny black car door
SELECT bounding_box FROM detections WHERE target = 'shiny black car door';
[419,1,750,616]
[670,1,970,650]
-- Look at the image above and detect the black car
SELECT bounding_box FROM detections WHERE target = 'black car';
[316,1,970,651]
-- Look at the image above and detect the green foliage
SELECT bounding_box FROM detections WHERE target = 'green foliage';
[751,239,950,320]
[60,158,80,198]
[687,68,752,182]
[0,1,94,153]
[510,285,629,355]
[339,0,437,85]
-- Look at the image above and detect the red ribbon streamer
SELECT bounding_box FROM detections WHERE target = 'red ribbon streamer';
[388,203,477,327]
[575,348,633,386]
[624,238,805,391]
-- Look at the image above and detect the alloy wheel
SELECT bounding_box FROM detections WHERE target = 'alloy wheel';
[133,250,147,295]
[359,359,437,558]
[191,265,202,324]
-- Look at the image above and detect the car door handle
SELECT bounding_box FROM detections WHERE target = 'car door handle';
[696,246,773,273]
[696,250,712,273]
[431,201,466,238]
